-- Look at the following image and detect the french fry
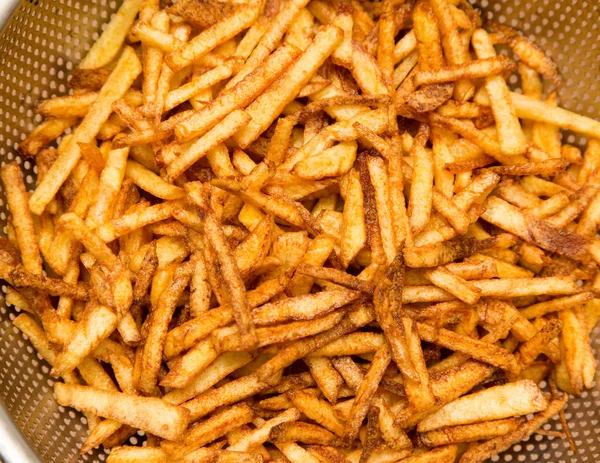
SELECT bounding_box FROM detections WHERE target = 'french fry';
[481,196,588,260]
[55,383,188,440]
[429,0,474,101]
[79,0,144,69]
[343,344,391,442]
[160,338,219,389]
[420,418,524,447]
[1,162,43,274]
[167,5,258,71]
[86,145,129,227]
[459,396,567,463]
[18,117,78,157]
[139,261,192,395]
[424,267,481,304]
[255,304,375,383]
[192,185,258,350]
[475,90,600,139]
[472,29,527,156]
[30,47,142,215]
[227,0,312,88]
[125,160,185,200]
[519,292,594,319]
[304,356,345,404]
[340,169,367,268]
[106,447,167,463]
[367,154,397,264]
[233,25,343,148]
[176,43,299,142]
[413,56,516,87]
[166,110,251,182]
[408,124,434,234]
[417,380,547,432]
[183,374,269,422]
[311,332,385,357]
[293,141,357,180]
[251,290,360,325]
[287,389,345,437]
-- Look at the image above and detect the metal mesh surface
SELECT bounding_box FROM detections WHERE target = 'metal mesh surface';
[0,0,599,462]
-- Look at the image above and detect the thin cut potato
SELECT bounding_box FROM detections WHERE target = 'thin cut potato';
[417,380,548,432]
[54,383,188,441]
[5,0,600,461]
[233,25,343,148]
[29,47,142,215]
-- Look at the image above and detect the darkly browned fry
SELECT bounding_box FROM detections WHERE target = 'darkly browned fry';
[10,266,89,300]
[190,184,258,350]
[296,264,373,294]
[483,159,568,176]
[357,150,386,265]
[343,344,392,442]
[481,196,589,261]
[405,83,454,113]
[405,237,491,268]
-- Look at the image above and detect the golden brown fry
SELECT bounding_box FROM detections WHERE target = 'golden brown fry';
[30,47,142,215]
[343,344,391,442]
[233,25,343,148]
[1,162,43,274]
[139,262,192,395]
[413,56,516,87]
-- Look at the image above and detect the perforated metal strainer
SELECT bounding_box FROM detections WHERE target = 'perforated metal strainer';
[0,0,599,462]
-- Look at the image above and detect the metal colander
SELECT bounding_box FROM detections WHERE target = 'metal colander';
[0,0,599,462]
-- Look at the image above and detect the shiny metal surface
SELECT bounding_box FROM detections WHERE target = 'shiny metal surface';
[0,0,598,462]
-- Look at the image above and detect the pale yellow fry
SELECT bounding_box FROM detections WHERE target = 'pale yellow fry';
[424,267,481,304]
[163,352,252,405]
[106,447,167,463]
[58,213,118,267]
[475,90,600,139]
[51,304,118,377]
[408,146,434,234]
[29,47,141,215]
[95,199,185,242]
[230,408,301,452]
[393,30,417,64]
[417,380,548,432]
[403,277,579,303]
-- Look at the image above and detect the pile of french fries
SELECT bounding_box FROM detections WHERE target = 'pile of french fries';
[2,0,600,461]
